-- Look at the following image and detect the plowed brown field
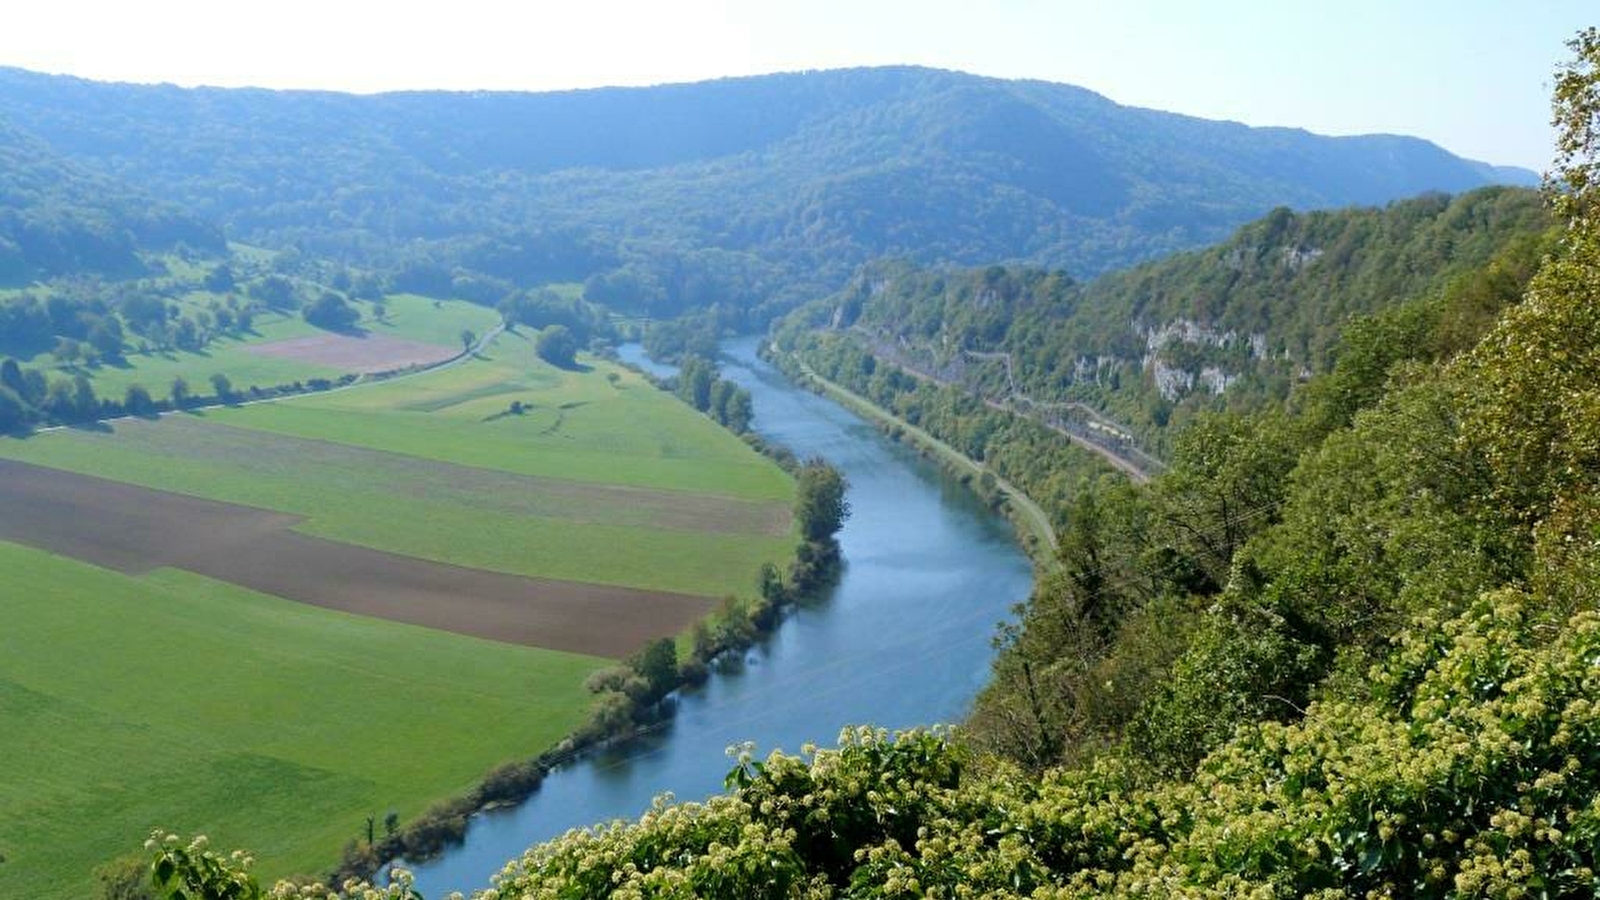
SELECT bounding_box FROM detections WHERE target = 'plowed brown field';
[0,459,712,657]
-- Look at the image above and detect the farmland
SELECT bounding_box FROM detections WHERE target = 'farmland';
[0,326,797,899]
[0,541,606,900]
[30,292,500,400]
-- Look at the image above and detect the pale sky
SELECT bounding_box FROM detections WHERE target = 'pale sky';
[0,0,1590,171]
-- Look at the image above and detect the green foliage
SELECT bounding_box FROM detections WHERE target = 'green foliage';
[769,182,1566,781]
[148,833,266,900]
[93,856,153,900]
[110,32,1600,900]
[675,354,716,411]
[0,67,1528,319]
[500,287,607,342]
[534,324,578,368]
[1551,27,1600,225]
[0,384,25,432]
[301,293,359,331]
[144,617,1600,896]
[628,638,679,704]
[774,329,1115,523]
[793,187,1550,449]
[794,458,850,544]
[0,120,222,285]
[122,383,155,416]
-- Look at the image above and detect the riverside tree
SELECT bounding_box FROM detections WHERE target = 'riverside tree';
[794,457,849,543]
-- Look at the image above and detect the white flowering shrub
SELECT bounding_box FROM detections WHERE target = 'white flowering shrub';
[146,598,1600,898]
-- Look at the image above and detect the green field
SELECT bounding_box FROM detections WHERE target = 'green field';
[34,293,500,400]
[0,543,606,900]
[0,326,797,898]
[2,331,794,596]
[208,330,791,501]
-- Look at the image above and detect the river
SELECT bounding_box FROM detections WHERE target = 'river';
[406,336,1034,896]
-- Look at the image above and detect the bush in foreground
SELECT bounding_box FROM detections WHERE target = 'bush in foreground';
[142,587,1600,898]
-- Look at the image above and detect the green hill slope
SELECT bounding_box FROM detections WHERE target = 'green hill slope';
[0,119,223,283]
[784,185,1552,456]
[143,30,1600,898]
[0,66,1531,317]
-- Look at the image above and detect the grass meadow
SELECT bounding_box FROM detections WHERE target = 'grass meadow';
[0,325,799,897]
[215,328,792,500]
[0,330,794,596]
[34,293,500,401]
[0,542,607,900]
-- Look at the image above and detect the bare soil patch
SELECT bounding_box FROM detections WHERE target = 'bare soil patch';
[245,332,457,373]
[0,460,712,657]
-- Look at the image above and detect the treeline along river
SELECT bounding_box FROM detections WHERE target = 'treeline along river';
[407,336,1035,896]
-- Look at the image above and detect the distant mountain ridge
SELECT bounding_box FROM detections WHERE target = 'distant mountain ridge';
[0,65,1536,309]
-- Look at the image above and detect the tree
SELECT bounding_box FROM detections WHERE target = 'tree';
[170,376,191,408]
[73,374,97,418]
[628,637,678,704]
[709,378,736,424]
[676,355,715,411]
[0,358,25,397]
[0,384,26,432]
[45,377,77,419]
[124,383,155,416]
[210,373,233,402]
[302,293,359,331]
[92,855,152,900]
[86,317,124,360]
[535,325,578,368]
[460,328,476,352]
[249,274,297,309]
[53,336,81,366]
[794,458,850,543]
[724,388,754,433]
[204,263,236,292]
[1551,27,1600,226]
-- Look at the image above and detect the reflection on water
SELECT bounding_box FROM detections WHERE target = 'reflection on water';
[407,337,1033,896]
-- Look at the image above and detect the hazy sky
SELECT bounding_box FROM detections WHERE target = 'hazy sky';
[1,1,1590,171]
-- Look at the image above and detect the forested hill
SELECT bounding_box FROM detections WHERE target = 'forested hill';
[0,118,223,283]
[150,82,1600,895]
[785,186,1552,453]
[0,65,1532,315]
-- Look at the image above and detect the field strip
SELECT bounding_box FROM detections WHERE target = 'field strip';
[0,459,714,657]
[244,332,459,373]
[34,323,508,438]
[34,415,793,537]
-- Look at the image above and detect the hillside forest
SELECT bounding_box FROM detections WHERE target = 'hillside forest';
[141,27,1600,900]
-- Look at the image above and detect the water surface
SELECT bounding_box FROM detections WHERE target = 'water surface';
[407,337,1033,895]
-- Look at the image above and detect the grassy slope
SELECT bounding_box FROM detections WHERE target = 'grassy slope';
[214,329,791,501]
[0,331,793,596]
[39,293,500,399]
[0,543,606,900]
[0,324,797,897]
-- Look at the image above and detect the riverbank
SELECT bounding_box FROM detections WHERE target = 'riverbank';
[338,344,835,887]
[402,337,1033,897]
[769,345,1058,566]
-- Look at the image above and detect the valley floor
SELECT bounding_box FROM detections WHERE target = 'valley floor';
[0,329,796,899]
